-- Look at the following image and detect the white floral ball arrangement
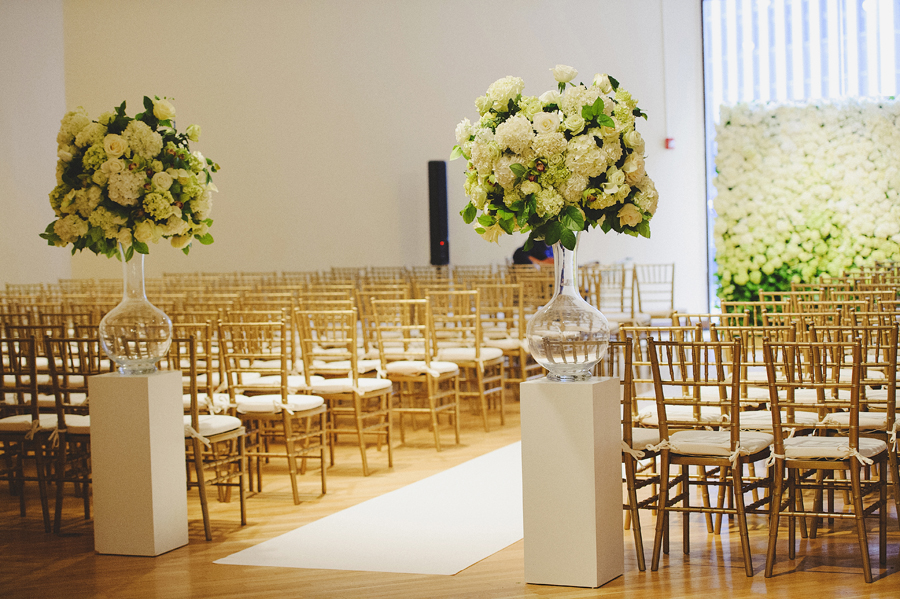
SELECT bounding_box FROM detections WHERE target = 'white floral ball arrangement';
[452,65,658,250]
[714,99,900,302]
[42,96,219,260]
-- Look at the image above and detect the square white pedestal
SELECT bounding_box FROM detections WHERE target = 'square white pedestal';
[520,377,624,588]
[89,371,188,556]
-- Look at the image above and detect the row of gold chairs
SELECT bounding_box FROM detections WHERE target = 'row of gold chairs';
[614,314,898,583]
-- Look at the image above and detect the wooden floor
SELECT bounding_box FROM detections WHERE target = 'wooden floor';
[2,401,899,599]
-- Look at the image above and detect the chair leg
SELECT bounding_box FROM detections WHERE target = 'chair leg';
[238,435,247,525]
[192,438,213,541]
[879,459,887,566]
[476,366,490,433]
[651,451,671,571]
[765,461,784,578]
[53,436,68,534]
[354,395,370,476]
[427,380,442,452]
[732,462,754,577]
[33,439,51,533]
[282,415,301,505]
[849,463,873,583]
[888,450,900,523]
[623,455,646,571]
[682,465,690,555]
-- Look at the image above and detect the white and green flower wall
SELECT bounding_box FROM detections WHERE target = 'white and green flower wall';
[714,99,900,302]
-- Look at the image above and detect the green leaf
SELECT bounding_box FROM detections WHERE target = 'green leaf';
[196,233,214,245]
[597,114,615,128]
[509,163,526,184]
[498,217,515,235]
[461,202,477,224]
[124,244,135,262]
[559,227,577,250]
[182,245,191,255]
[475,227,486,234]
[133,241,149,255]
[477,214,494,227]
[608,75,620,90]
[523,238,534,252]
[143,96,154,113]
[450,145,464,161]
[636,219,651,238]
[560,206,585,231]
[543,221,563,246]
[600,218,613,233]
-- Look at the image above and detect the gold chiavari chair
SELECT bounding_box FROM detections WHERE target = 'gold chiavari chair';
[477,283,542,398]
[721,299,790,326]
[810,322,899,520]
[295,309,393,476]
[371,298,460,451]
[162,335,248,540]
[601,337,659,571]
[0,337,54,531]
[758,289,825,312]
[43,336,114,533]
[427,290,505,432]
[763,337,889,583]
[672,311,749,329]
[217,318,328,503]
[633,263,676,322]
[648,336,773,577]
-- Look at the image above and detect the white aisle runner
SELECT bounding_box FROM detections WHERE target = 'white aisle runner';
[215,442,523,575]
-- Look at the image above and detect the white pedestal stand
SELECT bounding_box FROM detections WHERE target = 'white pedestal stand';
[520,376,623,588]
[88,371,188,556]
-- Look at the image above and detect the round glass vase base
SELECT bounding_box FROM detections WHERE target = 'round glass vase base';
[116,362,160,376]
[545,370,595,383]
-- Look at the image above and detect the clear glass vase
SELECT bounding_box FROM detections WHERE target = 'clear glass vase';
[525,232,610,382]
[98,243,172,375]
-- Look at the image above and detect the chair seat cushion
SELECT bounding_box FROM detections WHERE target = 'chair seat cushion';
[385,360,459,377]
[312,359,381,374]
[184,414,242,437]
[436,347,504,362]
[183,393,233,413]
[236,394,325,414]
[483,338,524,351]
[0,413,58,432]
[246,374,325,392]
[311,377,392,394]
[627,427,661,452]
[782,436,888,460]
[820,411,889,430]
[668,429,774,457]
[62,414,91,435]
[636,405,727,427]
[739,410,819,429]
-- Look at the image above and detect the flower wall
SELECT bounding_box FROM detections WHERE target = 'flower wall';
[714,99,900,302]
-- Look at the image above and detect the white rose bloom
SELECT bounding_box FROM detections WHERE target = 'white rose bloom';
[551,65,578,83]
[532,112,560,134]
[152,171,174,192]
[455,118,473,144]
[103,134,128,158]
[486,76,525,111]
[593,73,613,94]
[539,90,561,106]
[153,98,176,121]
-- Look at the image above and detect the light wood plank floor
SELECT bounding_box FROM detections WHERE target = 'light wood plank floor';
[2,403,899,599]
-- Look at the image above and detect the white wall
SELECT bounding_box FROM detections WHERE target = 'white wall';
[4,0,708,311]
[0,0,70,286]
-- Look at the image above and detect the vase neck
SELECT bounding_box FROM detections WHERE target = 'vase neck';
[118,243,147,301]
[552,232,580,294]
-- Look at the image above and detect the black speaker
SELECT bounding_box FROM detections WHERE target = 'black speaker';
[428,160,449,265]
